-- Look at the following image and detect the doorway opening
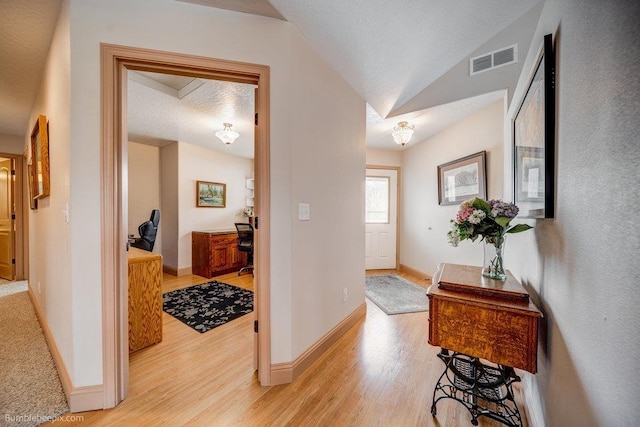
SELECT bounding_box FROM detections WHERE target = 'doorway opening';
[365,166,400,271]
[0,153,25,284]
[101,44,271,407]
[0,156,15,282]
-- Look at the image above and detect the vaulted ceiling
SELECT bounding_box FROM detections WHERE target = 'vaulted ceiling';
[0,0,544,157]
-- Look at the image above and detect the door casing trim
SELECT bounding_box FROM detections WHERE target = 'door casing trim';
[100,43,272,407]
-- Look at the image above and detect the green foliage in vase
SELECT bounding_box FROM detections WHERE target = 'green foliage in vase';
[447,198,532,247]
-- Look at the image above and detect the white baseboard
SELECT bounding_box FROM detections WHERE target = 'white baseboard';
[163,265,192,276]
[523,373,545,427]
[67,385,104,413]
[28,286,104,413]
[399,264,432,281]
[269,303,367,385]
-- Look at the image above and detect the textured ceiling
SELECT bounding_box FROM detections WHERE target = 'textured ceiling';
[0,0,541,156]
[128,70,505,156]
[268,0,541,118]
[366,91,505,151]
[0,0,63,136]
[176,0,285,20]
[128,71,256,159]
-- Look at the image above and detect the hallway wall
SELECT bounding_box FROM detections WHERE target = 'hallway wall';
[505,1,640,425]
[401,100,505,276]
[27,0,365,390]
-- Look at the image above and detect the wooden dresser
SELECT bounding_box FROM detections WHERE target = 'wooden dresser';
[427,263,542,373]
[427,263,543,426]
[192,230,247,279]
[128,247,163,353]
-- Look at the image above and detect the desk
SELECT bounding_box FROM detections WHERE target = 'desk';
[192,230,247,278]
[128,247,163,353]
[427,263,542,426]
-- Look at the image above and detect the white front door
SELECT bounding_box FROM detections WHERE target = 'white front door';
[365,168,398,270]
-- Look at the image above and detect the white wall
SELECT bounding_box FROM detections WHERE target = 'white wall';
[160,142,179,270]
[177,142,253,270]
[31,0,365,388]
[0,133,25,155]
[366,148,402,167]
[505,1,640,425]
[288,27,366,358]
[401,100,505,277]
[128,141,161,254]
[129,140,251,268]
[27,0,75,380]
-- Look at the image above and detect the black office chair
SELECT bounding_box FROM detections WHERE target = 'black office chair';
[235,222,254,276]
[131,209,160,251]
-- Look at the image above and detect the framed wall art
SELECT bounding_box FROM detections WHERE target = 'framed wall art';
[196,180,226,208]
[437,151,487,205]
[513,33,555,218]
[30,114,50,199]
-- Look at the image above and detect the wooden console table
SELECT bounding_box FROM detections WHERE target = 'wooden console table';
[128,247,163,353]
[427,263,542,426]
[192,230,247,279]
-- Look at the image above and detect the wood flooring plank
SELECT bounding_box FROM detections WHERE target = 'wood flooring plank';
[49,270,529,426]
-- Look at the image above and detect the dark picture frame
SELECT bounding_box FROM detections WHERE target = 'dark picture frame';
[30,115,50,199]
[513,33,555,218]
[437,151,487,205]
[196,180,226,208]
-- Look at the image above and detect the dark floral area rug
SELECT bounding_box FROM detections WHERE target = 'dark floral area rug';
[163,281,253,333]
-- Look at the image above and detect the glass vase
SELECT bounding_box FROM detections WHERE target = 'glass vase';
[482,235,506,281]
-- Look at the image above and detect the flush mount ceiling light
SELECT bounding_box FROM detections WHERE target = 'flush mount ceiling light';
[215,122,240,145]
[391,121,415,146]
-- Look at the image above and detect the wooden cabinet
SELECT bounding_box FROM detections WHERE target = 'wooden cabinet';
[427,263,542,373]
[128,247,163,353]
[192,230,247,278]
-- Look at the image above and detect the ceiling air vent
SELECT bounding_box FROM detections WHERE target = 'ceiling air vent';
[470,44,518,76]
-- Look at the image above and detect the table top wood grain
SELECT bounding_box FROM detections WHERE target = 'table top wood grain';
[428,263,542,373]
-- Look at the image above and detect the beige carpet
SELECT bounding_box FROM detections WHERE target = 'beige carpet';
[0,282,69,426]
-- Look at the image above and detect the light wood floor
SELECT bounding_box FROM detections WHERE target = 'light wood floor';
[54,269,528,426]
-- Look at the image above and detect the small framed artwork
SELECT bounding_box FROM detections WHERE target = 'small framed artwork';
[196,180,226,208]
[30,114,50,199]
[513,33,555,218]
[437,151,487,205]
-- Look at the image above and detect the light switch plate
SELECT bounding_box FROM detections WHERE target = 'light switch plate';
[298,203,310,220]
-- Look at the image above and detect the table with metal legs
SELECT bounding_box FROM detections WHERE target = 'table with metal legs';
[431,349,522,427]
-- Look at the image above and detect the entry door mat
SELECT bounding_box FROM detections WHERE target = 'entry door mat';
[365,274,428,315]
[163,281,253,333]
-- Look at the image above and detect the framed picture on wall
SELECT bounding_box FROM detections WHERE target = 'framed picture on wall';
[513,33,555,218]
[196,180,226,208]
[30,114,50,199]
[437,151,487,205]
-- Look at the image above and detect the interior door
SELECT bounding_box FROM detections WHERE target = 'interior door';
[365,168,398,270]
[0,158,14,280]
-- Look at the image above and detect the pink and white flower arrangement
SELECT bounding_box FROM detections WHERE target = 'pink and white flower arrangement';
[447,198,532,247]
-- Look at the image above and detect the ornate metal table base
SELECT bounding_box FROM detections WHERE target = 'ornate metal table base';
[431,349,523,427]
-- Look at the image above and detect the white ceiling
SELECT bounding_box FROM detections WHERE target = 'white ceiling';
[128,71,257,159]
[0,0,543,157]
[0,0,63,136]
[266,0,539,118]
